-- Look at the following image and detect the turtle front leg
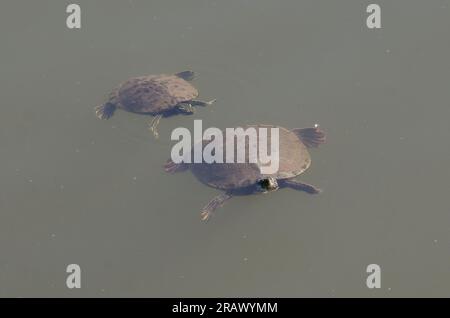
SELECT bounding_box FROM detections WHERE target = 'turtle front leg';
[149,114,163,139]
[200,192,233,221]
[191,99,216,107]
[279,179,322,194]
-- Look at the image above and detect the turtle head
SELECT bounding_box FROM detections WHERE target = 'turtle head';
[257,177,279,193]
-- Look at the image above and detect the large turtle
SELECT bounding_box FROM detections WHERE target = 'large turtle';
[95,71,215,138]
[164,124,326,221]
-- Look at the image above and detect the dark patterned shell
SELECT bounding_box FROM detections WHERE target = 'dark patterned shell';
[117,74,198,113]
[189,125,311,190]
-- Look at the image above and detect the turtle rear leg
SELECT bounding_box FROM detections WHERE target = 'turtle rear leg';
[279,179,322,194]
[175,70,195,81]
[164,159,189,173]
[292,125,326,148]
[191,99,217,107]
[95,102,116,120]
[200,192,233,221]
[149,114,163,139]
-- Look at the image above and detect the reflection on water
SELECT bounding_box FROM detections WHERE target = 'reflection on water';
[1,0,450,297]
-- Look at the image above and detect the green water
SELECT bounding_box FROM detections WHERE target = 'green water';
[1,0,450,297]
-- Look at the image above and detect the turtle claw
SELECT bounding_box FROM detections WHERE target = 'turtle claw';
[150,128,159,139]
[149,114,163,139]
[94,103,116,120]
[200,193,232,222]
[205,99,216,106]
[200,210,211,222]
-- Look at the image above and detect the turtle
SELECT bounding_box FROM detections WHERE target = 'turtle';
[164,124,326,221]
[94,71,215,138]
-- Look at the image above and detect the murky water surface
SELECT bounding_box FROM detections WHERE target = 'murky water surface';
[1,0,450,296]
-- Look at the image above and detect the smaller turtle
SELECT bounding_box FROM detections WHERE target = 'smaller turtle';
[164,125,326,221]
[95,71,215,138]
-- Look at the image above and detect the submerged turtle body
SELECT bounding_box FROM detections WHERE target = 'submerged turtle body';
[116,74,198,114]
[95,71,215,138]
[189,126,312,191]
[165,124,326,221]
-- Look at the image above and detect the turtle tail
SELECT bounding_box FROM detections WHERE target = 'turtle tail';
[164,159,189,173]
[95,102,116,120]
[292,125,326,148]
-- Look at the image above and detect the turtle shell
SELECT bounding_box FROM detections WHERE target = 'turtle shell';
[117,74,198,114]
[254,125,311,179]
[191,162,261,190]
[189,125,311,190]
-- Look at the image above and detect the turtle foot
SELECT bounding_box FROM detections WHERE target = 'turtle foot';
[175,70,195,81]
[95,102,116,120]
[281,179,322,194]
[164,159,188,173]
[293,126,326,148]
[200,193,233,222]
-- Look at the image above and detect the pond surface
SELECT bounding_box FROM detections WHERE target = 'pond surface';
[0,0,449,296]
